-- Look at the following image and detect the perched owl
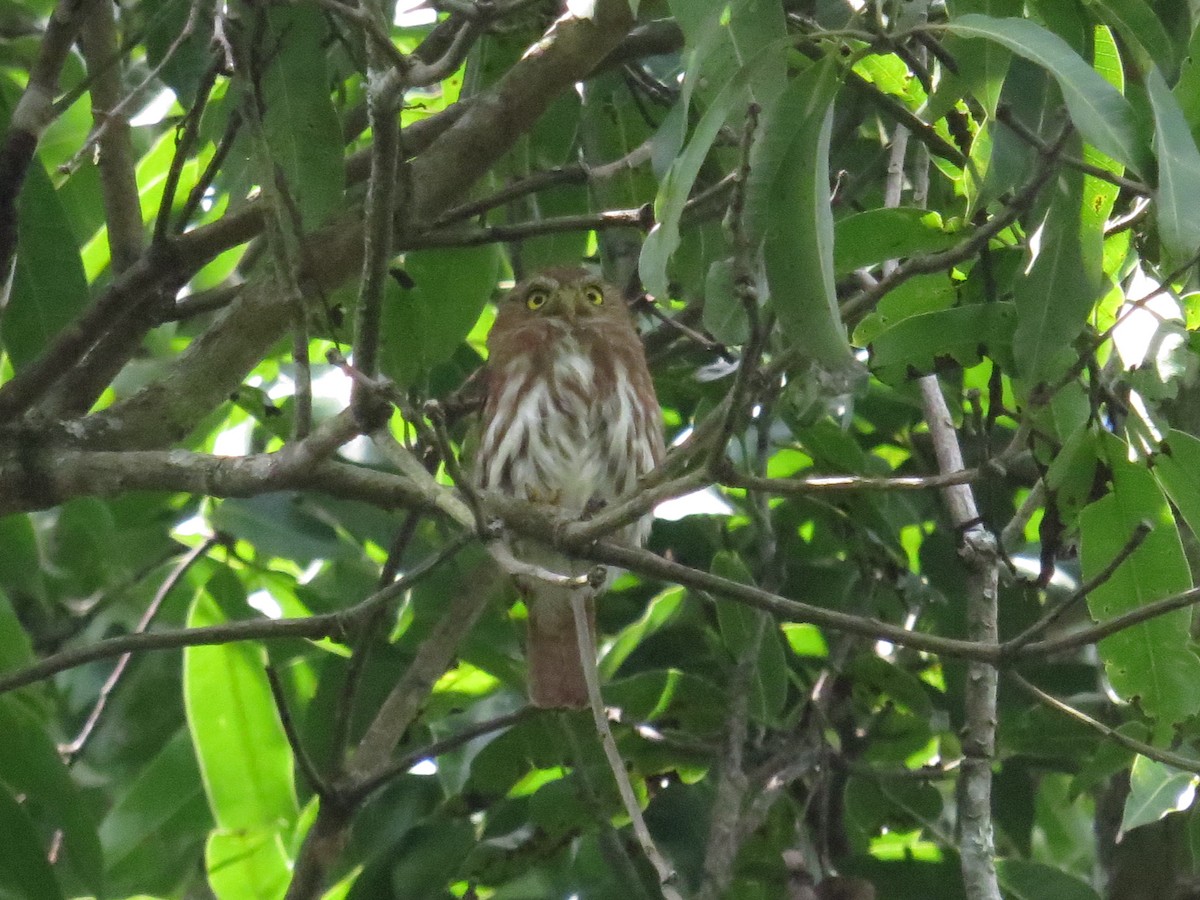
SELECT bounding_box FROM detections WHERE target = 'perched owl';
[476,267,664,708]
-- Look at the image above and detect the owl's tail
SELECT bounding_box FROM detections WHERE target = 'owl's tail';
[525,586,595,709]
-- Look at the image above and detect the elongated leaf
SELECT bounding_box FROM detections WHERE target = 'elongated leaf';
[729,0,787,106]
[143,0,215,104]
[834,208,962,274]
[0,153,89,371]
[600,586,687,679]
[995,859,1101,900]
[1089,0,1177,78]
[1120,756,1195,834]
[755,57,858,372]
[943,0,1022,117]
[184,583,298,832]
[946,15,1149,176]
[711,551,788,723]
[868,302,1017,384]
[380,244,501,388]
[206,827,291,899]
[0,782,63,900]
[1152,429,1200,537]
[0,697,102,892]
[640,74,745,298]
[1080,435,1200,731]
[1013,157,1101,386]
[262,6,344,230]
[100,729,210,878]
[702,257,750,345]
[1146,67,1200,262]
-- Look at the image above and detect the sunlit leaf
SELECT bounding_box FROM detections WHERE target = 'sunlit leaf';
[1120,756,1196,834]
[1146,67,1200,262]
[1080,435,1200,732]
[184,582,299,832]
[752,56,859,373]
[946,15,1149,176]
[868,302,1017,385]
[380,244,501,388]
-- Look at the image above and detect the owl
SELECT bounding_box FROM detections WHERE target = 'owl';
[476,267,665,708]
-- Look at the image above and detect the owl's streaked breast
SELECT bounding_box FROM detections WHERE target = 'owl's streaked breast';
[477,335,656,543]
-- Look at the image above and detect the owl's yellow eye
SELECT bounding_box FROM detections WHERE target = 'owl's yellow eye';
[585,286,604,306]
[526,289,549,310]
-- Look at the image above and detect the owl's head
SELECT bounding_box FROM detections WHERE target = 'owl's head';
[497,267,633,329]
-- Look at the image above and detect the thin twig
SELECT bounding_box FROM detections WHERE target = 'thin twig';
[267,664,334,798]
[995,105,1149,197]
[0,529,472,696]
[64,0,209,174]
[569,589,683,900]
[1004,521,1152,654]
[349,706,536,800]
[1009,672,1200,775]
[350,15,401,424]
[839,126,1070,322]
[59,536,218,763]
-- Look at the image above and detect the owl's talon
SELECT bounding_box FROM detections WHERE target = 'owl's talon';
[582,497,607,519]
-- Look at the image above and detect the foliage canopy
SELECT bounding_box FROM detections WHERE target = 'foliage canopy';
[5,0,1200,898]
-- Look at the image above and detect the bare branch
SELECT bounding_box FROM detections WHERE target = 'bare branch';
[78,0,143,274]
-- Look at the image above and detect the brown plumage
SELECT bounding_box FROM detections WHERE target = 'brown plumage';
[476,268,664,708]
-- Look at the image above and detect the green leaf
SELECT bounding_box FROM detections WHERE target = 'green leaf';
[995,858,1101,900]
[261,5,344,230]
[640,74,745,299]
[711,551,788,722]
[0,697,102,892]
[380,244,501,388]
[945,15,1149,176]
[701,257,749,345]
[1146,66,1200,262]
[385,817,475,897]
[142,0,216,104]
[0,153,89,371]
[729,0,787,107]
[833,208,963,274]
[0,591,34,681]
[1153,429,1200,537]
[184,582,298,832]
[210,494,351,564]
[852,273,958,347]
[753,56,858,373]
[0,781,63,900]
[0,515,44,611]
[1087,0,1177,78]
[868,302,1017,385]
[100,729,211,881]
[600,586,687,679]
[205,827,292,899]
[1120,756,1195,833]
[943,0,1022,117]
[1013,157,1101,386]
[1080,435,1200,731]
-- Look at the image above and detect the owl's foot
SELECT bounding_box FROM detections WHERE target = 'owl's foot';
[581,496,607,520]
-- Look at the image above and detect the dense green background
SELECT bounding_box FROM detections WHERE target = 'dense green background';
[4,0,1200,897]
